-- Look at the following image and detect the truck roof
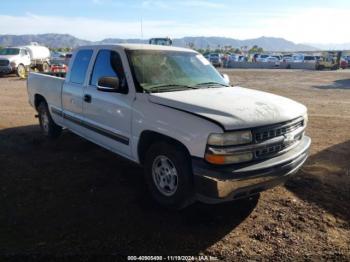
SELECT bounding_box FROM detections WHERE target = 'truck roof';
[75,43,196,53]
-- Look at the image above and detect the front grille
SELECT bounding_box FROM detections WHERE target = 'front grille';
[0,59,9,66]
[206,117,306,165]
[254,118,304,143]
[255,139,299,159]
[252,117,305,160]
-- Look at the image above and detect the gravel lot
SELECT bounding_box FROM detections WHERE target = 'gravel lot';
[0,69,349,261]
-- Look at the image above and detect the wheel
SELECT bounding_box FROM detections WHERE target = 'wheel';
[144,142,194,209]
[42,62,50,72]
[16,64,26,78]
[37,102,62,138]
[317,65,324,70]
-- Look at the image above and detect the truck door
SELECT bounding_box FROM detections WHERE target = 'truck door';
[82,49,133,158]
[62,49,93,132]
[20,49,31,66]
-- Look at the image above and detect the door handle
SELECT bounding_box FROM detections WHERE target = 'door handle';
[84,94,92,103]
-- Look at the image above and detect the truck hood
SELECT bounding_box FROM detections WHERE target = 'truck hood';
[148,86,306,130]
[0,55,18,62]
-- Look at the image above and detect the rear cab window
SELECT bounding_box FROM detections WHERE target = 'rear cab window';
[70,49,93,84]
[304,56,315,61]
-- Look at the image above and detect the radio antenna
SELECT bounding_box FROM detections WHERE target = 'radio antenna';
[140,15,145,92]
[140,16,144,40]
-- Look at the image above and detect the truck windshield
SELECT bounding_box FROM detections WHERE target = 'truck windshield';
[0,48,20,55]
[127,50,228,92]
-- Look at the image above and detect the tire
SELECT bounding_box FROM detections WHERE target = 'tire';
[144,142,194,209]
[42,62,50,72]
[37,102,62,139]
[16,64,26,78]
[317,65,324,70]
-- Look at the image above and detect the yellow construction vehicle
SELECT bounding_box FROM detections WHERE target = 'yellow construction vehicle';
[316,51,342,70]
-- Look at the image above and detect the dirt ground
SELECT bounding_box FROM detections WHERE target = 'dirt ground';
[0,69,349,261]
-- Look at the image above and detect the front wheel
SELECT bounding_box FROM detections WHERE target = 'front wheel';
[37,102,62,139]
[16,64,26,78]
[144,142,194,209]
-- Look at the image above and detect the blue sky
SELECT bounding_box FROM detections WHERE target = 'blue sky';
[0,0,349,44]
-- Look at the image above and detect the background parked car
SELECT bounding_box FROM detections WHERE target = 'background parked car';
[340,58,348,69]
[265,56,280,66]
[209,53,223,67]
[303,55,316,64]
[282,54,293,63]
[50,51,66,65]
[271,55,282,61]
[64,53,72,66]
[256,54,270,62]
[292,54,304,63]
[229,54,246,62]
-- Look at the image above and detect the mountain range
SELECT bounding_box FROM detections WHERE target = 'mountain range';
[306,43,350,51]
[0,33,318,52]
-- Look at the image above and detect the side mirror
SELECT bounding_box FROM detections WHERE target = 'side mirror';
[97,76,120,92]
[222,73,230,85]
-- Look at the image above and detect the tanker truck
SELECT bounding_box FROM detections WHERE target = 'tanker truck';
[0,42,51,78]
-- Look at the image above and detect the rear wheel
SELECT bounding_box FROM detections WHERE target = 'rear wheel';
[16,64,26,78]
[42,62,50,72]
[37,102,62,138]
[144,142,194,209]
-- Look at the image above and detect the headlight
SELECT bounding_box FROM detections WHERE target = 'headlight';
[207,130,252,146]
[303,113,308,127]
[205,130,253,165]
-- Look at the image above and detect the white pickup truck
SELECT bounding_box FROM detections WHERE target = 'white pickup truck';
[27,44,311,208]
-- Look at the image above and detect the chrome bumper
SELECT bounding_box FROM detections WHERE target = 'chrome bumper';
[193,136,311,203]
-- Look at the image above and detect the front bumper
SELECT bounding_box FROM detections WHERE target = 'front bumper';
[193,136,311,203]
[0,65,13,74]
[211,61,221,66]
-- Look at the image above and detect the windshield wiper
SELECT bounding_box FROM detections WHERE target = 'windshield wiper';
[194,82,230,88]
[145,84,198,93]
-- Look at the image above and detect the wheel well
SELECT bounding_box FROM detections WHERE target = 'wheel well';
[138,131,191,165]
[34,94,47,110]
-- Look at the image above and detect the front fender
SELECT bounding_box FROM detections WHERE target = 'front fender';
[131,94,223,162]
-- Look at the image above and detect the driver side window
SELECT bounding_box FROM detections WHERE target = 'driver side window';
[90,49,128,93]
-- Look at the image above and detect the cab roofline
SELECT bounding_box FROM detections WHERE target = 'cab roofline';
[75,43,197,53]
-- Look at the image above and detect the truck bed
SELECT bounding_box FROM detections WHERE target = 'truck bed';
[27,72,65,110]
[41,71,66,78]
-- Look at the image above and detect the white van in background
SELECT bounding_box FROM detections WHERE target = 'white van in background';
[292,54,316,63]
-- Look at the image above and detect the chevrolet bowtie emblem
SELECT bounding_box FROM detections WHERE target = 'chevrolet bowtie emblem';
[284,133,295,142]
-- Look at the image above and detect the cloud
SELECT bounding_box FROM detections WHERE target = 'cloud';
[0,14,177,40]
[0,8,348,44]
[181,0,226,8]
[141,0,170,9]
[254,7,349,43]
